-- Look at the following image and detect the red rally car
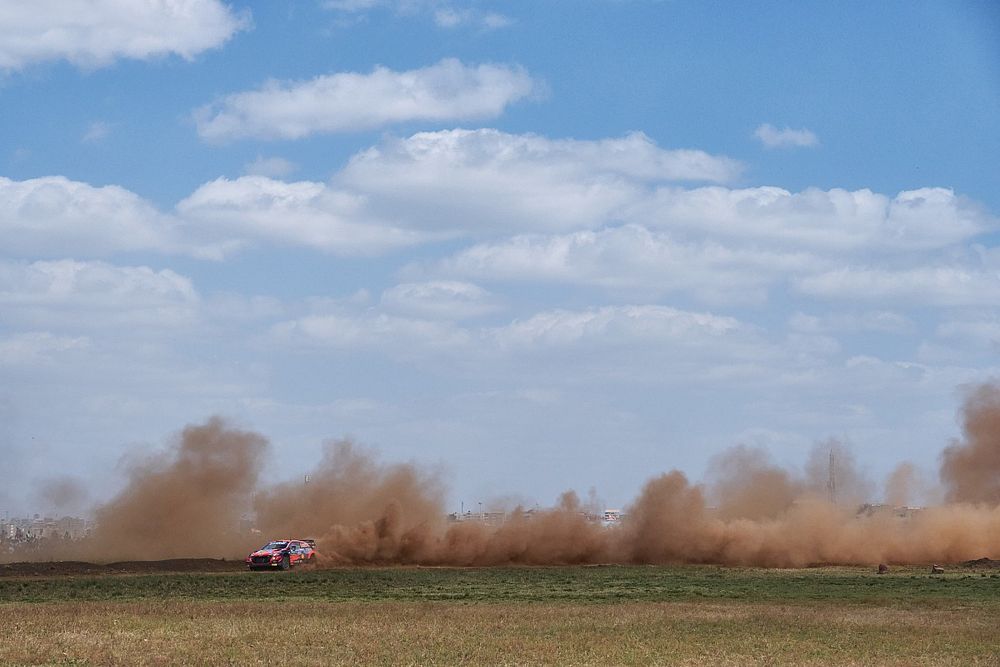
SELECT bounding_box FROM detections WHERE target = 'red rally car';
[246,539,316,570]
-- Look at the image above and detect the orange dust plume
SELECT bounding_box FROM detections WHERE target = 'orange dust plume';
[252,439,446,564]
[33,475,89,511]
[705,445,799,521]
[8,382,1000,566]
[940,383,1000,504]
[83,417,267,561]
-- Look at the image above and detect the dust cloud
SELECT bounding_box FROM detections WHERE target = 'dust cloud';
[253,439,446,565]
[8,384,1000,566]
[82,417,267,560]
[705,445,799,520]
[941,383,1000,504]
[34,476,89,511]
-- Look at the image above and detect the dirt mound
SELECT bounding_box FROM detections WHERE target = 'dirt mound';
[0,558,245,577]
[961,557,1000,569]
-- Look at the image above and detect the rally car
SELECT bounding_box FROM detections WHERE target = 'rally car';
[245,539,316,570]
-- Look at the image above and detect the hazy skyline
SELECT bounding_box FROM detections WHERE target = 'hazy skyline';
[1,1,999,515]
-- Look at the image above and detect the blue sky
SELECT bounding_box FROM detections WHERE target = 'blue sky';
[1,0,998,516]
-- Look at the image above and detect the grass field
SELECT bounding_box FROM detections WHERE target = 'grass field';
[2,565,999,665]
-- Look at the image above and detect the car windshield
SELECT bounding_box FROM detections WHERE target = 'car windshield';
[261,542,288,550]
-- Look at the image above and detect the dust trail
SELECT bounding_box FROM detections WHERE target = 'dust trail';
[885,463,918,507]
[82,417,267,560]
[705,445,799,520]
[7,383,1000,566]
[33,475,89,512]
[941,383,1000,504]
[253,439,445,564]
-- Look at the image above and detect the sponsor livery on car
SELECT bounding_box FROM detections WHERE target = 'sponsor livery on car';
[245,539,316,570]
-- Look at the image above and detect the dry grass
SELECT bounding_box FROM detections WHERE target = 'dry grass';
[2,599,998,666]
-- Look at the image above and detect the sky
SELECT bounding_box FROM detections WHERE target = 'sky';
[1,0,999,517]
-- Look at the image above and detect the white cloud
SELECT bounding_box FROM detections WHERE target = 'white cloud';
[797,266,1000,306]
[323,1,512,30]
[0,173,426,260]
[0,0,249,71]
[630,186,992,252]
[272,312,471,351]
[0,332,89,366]
[481,12,512,29]
[936,317,1000,347]
[176,175,433,256]
[322,0,387,10]
[0,259,199,329]
[789,311,913,335]
[433,8,511,29]
[433,8,468,27]
[195,59,538,141]
[267,302,769,382]
[380,281,499,319]
[490,305,743,350]
[482,305,778,385]
[753,123,819,149]
[242,155,298,178]
[2,135,992,311]
[337,129,742,233]
[82,121,111,144]
[0,176,177,258]
[431,224,816,304]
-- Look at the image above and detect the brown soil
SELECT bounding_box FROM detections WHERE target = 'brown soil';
[0,558,245,577]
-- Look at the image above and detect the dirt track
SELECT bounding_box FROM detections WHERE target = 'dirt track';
[2,557,998,578]
[0,559,246,577]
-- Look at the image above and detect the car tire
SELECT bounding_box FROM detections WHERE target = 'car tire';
[280,555,290,570]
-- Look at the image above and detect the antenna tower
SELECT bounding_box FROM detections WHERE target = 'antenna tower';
[827,447,837,504]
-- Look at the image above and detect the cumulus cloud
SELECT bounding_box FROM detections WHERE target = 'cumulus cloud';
[0,0,249,71]
[337,129,742,233]
[0,332,89,366]
[0,260,199,329]
[380,281,500,319]
[0,176,178,258]
[754,123,819,149]
[2,135,993,308]
[242,155,298,178]
[195,59,538,141]
[936,318,1000,347]
[789,311,913,335]
[176,176,433,256]
[268,302,763,377]
[0,173,426,259]
[271,312,471,352]
[430,225,816,304]
[797,266,1000,307]
[489,305,742,350]
[629,186,992,252]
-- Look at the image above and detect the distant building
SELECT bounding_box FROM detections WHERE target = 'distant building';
[856,503,924,519]
[0,514,89,551]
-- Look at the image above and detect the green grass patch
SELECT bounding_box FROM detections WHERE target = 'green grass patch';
[3,565,999,606]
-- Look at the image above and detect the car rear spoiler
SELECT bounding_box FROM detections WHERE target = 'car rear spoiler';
[304,539,316,548]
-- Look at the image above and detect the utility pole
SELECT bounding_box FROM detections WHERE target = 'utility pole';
[827,447,837,505]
